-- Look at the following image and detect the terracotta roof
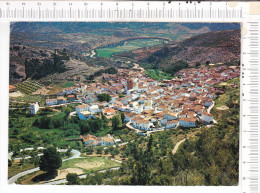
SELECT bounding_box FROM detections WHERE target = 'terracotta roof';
[9,85,15,90]
[202,111,213,116]
[167,120,179,124]
[104,108,115,113]
[77,104,89,109]
[180,117,197,122]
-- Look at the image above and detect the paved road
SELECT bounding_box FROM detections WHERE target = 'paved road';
[43,167,120,185]
[8,149,81,184]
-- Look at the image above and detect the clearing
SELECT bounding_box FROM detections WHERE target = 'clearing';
[60,156,121,173]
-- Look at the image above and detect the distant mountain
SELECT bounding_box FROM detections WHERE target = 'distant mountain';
[117,29,240,67]
[11,22,240,34]
[181,23,240,31]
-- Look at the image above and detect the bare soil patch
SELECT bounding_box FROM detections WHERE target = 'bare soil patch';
[53,168,84,181]
[9,91,24,97]
[216,106,229,111]
[75,160,104,169]
[32,87,50,95]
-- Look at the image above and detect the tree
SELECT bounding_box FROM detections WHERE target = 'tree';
[104,148,109,155]
[8,159,12,167]
[206,61,210,65]
[96,147,103,155]
[120,112,125,123]
[86,147,94,155]
[34,116,51,129]
[66,173,80,185]
[112,115,122,130]
[195,62,201,67]
[111,148,119,157]
[97,93,111,102]
[66,148,72,157]
[33,156,40,167]
[39,147,62,173]
[64,107,72,117]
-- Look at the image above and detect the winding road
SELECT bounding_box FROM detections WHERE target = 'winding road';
[8,149,81,184]
[43,167,120,185]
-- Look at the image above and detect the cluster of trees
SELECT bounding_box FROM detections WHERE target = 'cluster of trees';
[112,112,125,131]
[144,69,172,81]
[163,60,189,75]
[97,93,111,102]
[88,67,117,80]
[33,111,112,137]
[85,146,120,157]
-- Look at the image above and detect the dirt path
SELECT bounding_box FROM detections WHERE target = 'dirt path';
[172,138,187,155]
[172,129,200,155]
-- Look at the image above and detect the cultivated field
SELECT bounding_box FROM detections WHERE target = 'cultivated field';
[96,39,166,57]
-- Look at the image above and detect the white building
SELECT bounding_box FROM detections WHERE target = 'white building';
[30,102,39,114]
[179,117,197,127]
[201,112,213,123]
[46,99,58,106]
[133,105,143,114]
[124,112,136,122]
[63,87,77,95]
[166,120,178,129]
[164,112,178,121]
[89,105,101,114]
[76,104,89,114]
[133,119,151,131]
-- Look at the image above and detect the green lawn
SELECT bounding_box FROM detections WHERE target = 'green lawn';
[63,82,76,88]
[60,157,121,173]
[96,39,166,57]
[144,69,172,81]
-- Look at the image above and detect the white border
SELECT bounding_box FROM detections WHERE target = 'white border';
[0,1,258,193]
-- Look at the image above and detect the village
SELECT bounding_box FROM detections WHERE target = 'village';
[28,64,240,147]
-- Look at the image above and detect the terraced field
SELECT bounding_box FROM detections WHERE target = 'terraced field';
[15,81,42,94]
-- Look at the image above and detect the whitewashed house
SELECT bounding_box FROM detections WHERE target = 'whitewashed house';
[166,120,178,129]
[76,104,89,114]
[133,105,143,114]
[159,118,167,126]
[179,117,197,127]
[201,111,213,123]
[204,99,213,107]
[63,87,77,95]
[46,99,58,106]
[124,112,136,122]
[30,102,39,114]
[89,105,101,114]
[164,112,178,121]
[133,119,151,131]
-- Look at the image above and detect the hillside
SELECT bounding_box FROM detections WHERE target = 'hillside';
[117,29,240,68]
[9,23,240,84]
[9,45,101,85]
